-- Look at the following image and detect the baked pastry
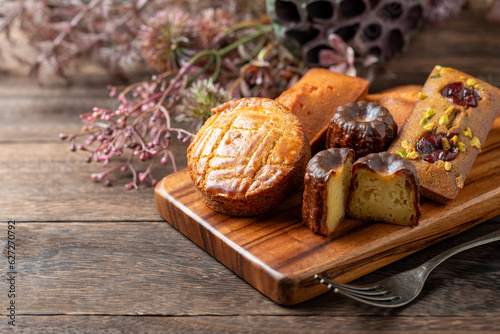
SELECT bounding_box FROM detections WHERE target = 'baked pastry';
[187,97,311,216]
[302,148,355,237]
[388,66,500,203]
[347,152,421,226]
[276,68,369,153]
[325,101,398,159]
[366,85,422,129]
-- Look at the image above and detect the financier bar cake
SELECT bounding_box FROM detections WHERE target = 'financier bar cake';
[187,98,311,216]
[302,148,355,237]
[388,66,500,203]
[276,68,369,154]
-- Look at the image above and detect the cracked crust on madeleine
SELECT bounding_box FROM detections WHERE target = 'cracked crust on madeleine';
[187,98,311,216]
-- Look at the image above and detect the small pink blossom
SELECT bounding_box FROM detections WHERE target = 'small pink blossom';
[319,34,378,78]
[319,34,357,77]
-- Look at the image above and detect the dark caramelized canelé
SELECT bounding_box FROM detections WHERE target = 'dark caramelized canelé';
[302,148,355,237]
[326,101,397,159]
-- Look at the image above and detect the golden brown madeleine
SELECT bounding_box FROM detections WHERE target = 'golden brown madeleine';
[347,152,421,227]
[302,148,355,237]
[276,68,369,154]
[187,98,311,216]
[388,66,500,203]
[366,85,422,129]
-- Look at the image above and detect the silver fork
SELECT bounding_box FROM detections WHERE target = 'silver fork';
[315,228,500,308]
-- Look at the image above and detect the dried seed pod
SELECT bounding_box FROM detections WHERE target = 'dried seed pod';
[267,0,426,67]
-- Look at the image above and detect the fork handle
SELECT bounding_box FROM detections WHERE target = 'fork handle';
[422,228,500,274]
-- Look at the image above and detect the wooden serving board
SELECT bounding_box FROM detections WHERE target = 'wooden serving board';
[155,115,500,306]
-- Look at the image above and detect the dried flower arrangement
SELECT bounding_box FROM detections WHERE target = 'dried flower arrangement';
[1,0,498,188]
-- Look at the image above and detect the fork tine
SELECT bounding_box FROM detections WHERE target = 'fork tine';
[315,275,399,303]
[337,288,389,297]
[314,275,382,293]
[336,289,403,306]
[315,275,407,307]
[337,289,399,302]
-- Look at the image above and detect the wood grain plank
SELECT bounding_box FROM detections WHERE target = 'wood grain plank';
[155,114,500,305]
[0,91,115,142]
[0,220,498,317]
[0,142,187,221]
[10,314,500,333]
[0,76,158,142]
[369,10,500,92]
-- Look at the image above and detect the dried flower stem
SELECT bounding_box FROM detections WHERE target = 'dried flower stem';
[57,9,301,188]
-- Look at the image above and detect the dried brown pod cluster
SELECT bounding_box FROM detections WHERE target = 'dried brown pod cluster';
[267,0,426,69]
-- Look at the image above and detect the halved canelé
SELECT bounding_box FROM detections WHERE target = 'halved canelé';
[302,148,355,236]
[347,152,421,227]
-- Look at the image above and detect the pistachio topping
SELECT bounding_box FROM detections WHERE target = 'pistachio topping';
[425,109,436,118]
[463,127,473,138]
[418,92,428,100]
[457,141,466,153]
[434,160,445,168]
[401,140,414,151]
[441,67,453,73]
[423,122,435,131]
[455,175,464,189]
[445,106,454,114]
[407,151,419,160]
[439,114,449,125]
[442,137,451,151]
[471,136,481,149]
[420,117,429,125]
[449,135,458,145]
[444,161,452,171]
[466,78,477,87]
[396,149,407,159]
[435,65,443,71]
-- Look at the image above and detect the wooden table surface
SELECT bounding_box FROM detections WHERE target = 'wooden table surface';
[1,9,500,333]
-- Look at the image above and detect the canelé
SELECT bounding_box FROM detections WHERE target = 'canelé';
[276,68,369,153]
[302,148,355,236]
[347,152,421,226]
[326,101,398,159]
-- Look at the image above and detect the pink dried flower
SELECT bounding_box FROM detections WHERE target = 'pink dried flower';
[175,78,232,131]
[52,4,305,188]
[319,34,378,80]
[60,65,196,188]
[424,0,467,24]
[319,34,357,77]
[197,8,235,49]
[0,0,156,81]
[138,8,202,72]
